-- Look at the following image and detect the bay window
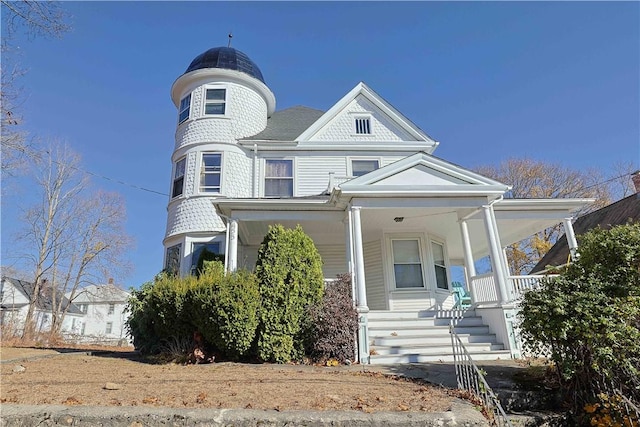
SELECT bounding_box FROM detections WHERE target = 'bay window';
[172,158,186,198]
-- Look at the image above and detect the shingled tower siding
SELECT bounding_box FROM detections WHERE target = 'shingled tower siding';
[164,47,275,276]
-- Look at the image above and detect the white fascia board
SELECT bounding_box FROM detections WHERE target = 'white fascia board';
[342,152,510,188]
[295,82,435,143]
[494,198,595,213]
[227,210,345,222]
[339,184,507,196]
[238,140,437,152]
[348,196,490,209]
[214,198,336,218]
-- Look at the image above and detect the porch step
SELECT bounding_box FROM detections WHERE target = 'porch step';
[367,310,509,365]
[368,350,512,364]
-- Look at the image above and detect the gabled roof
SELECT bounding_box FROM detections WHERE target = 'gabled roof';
[1,276,83,315]
[296,82,437,145]
[530,193,640,273]
[336,152,510,198]
[241,106,325,141]
[71,284,131,303]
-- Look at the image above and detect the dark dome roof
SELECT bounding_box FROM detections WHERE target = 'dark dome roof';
[184,47,265,83]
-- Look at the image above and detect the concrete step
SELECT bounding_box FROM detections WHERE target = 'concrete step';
[370,342,504,357]
[369,324,491,336]
[368,309,477,321]
[372,333,498,347]
[368,350,512,364]
[368,316,486,329]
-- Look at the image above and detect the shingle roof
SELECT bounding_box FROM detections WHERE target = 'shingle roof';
[241,106,325,141]
[530,194,640,273]
[1,276,83,315]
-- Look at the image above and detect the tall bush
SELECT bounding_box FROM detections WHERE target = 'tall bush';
[255,225,324,363]
[306,274,358,363]
[519,223,640,421]
[188,262,260,360]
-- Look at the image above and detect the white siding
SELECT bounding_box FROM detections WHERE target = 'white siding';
[363,240,386,310]
[381,156,405,167]
[316,245,347,279]
[389,290,432,310]
[297,157,346,196]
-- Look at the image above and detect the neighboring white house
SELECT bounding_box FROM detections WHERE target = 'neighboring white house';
[0,276,84,337]
[68,283,131,345]
[163,46,592,363]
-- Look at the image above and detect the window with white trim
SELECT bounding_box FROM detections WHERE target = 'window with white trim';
[204,88,226,115]
[190,242,222,275]
[200,153,221,193]
[105,322,113,334]
[352,159,379,177]
[391,239,425,288]
[172,158,186,198]
[165,244,181,275]
[107,303,115,315]
[265,159,293,197]
[354,116,372,134]
[178,94,191,124]
[431,241,449,290]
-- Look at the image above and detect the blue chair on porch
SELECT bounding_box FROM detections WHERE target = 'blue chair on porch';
[452,281,472,309]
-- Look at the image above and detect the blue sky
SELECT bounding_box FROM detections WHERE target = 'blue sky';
[2,2,639,288]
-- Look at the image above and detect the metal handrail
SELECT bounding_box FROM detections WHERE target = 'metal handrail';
[450,320,513,427]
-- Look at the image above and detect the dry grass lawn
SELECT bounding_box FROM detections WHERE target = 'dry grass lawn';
[1,346,460,413]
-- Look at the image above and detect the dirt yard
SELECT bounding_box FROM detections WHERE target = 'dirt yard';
[1,346,458,413]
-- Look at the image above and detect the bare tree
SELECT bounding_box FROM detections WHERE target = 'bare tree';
[475,158,612,275]
[1,1,70,175]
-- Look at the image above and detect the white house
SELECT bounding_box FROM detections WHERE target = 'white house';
[163,47,591,364]
[67,283,131,345]
[0,276,84,337]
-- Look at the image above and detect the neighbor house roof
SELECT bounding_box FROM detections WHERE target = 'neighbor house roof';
[241,106,325,141]
[530,193,640,273]
[1,276,83,315]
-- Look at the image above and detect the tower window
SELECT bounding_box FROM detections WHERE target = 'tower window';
[200,153,222,193]
[265,159,293,197]
[190,242,222,275]
[204,88,226,115]
[172,158,186,198]
[351,159,379,177]
[165,244,182,275]
[354,117,371,134]
[178,94,191,124]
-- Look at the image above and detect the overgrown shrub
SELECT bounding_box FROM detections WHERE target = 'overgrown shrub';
[306,274,358,363]
[188,262,260,360]
[255,225,324,363]
[519,223,640,420]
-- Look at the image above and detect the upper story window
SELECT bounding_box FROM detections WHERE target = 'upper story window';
[107,303,115,315]
[352,159,379,177]
[172,158,186,198]
[431,241,449,290]
[78,303,88,314]
[178,94,191,124]
[105,322,113,334]
[265,159,293,197]
[354,116,372,135]
[165,244,181,275]
[200,153,222,193]
[391,239,425,289]
[204,88,226,115]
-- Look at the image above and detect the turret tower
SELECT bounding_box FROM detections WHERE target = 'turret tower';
[164,47,275,275]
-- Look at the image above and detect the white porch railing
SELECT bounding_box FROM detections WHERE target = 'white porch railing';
[470,273,559,305]
[469,272,499,304]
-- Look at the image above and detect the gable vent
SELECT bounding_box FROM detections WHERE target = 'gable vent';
[355,117,371,134]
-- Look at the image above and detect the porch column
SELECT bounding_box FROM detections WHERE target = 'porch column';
[344,212,356,304]
[227,218,238,272]
[563,217,580,261]
[459,219,476,303]
[482,205,509,304]
[351,206,369,363]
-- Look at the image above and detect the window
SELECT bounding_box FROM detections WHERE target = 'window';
[392,239,424,288]
[81,323,85,335]
[352,160,379,177]
[190,242,222,274]
[354,117,372,134]
[78,304,88,314]
[204,88,226,115]
[105,322,113,335]
[200,153,221,193]
[165,244,182,275]
[172,158,186,198]
[265,159,293,197]
[431,241,449,290]
[178,94,191,124]
[107,303,115,315]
